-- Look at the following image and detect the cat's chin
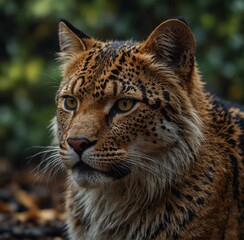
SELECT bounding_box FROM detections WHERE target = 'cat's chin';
[69,162,109,188]
[70,171,112,189]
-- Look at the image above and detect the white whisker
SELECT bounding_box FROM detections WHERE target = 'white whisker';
[31,145,63,183]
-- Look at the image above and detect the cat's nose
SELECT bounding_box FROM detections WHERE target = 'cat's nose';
[67,137,97,156]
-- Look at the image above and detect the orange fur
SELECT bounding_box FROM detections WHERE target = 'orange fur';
[52,19,244,239]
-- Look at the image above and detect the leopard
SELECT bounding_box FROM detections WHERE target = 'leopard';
[51,18,244,239]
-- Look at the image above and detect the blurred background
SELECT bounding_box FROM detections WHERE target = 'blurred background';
[0,0,244,167]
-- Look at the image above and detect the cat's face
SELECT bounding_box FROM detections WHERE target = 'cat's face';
[54,19,203,188]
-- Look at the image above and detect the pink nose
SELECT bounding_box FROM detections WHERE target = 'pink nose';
[67,137,96,155]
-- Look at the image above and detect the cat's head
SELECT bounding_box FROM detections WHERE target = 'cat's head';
[53,18,203,189]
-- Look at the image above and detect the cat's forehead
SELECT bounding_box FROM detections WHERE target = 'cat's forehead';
[60,41,143,98]
[65,40,140,77]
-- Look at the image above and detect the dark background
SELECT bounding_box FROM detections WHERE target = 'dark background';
[0,0,243,166]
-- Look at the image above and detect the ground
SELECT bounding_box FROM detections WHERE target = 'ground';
[0,160,66,240]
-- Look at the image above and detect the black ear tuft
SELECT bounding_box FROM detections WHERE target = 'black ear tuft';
[173,17,189,26]
[59,18,91,39]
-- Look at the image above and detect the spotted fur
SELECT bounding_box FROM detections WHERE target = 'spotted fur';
[52,18,244,239]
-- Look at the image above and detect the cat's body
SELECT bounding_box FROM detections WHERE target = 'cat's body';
[53,19,244,239]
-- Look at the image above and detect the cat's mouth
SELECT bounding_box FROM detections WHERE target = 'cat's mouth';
[72,160,131,180]
[72,160,95,172]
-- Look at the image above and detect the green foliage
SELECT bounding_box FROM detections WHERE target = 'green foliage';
[0,0,243,164]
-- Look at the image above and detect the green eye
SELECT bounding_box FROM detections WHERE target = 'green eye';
[117,99,135,112]
[63,97,78,111]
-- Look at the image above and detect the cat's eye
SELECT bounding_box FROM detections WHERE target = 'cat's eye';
[117,98,135,112]
[106,98,139,123]
[63,97,78,111]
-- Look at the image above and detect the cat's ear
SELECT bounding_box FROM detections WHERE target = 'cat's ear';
[141,18,196,80]
[58,19,96,62]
